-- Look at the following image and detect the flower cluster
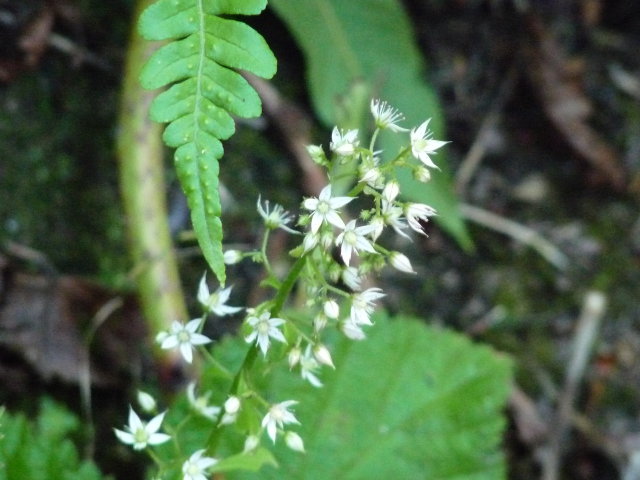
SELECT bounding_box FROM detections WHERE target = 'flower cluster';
[115,98,447,479]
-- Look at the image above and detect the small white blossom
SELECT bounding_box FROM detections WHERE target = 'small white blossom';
[360,165,382,187]
[285,431,305,453]
[262,401,300,444]
[181,449,218,480]
[257,196,298,234]
[300,346,323,387]
[323,299,340,319]
[369,216,385,242]
[389,252,416,274]
[370,99,408,132]
[410,120,448,169]
[303,231,319,252]
[221,396,241,425]
[335,220,377,266]
[303,185,354,233]
[157,319,211,364]
[380,200,410,239]
[187,383,221,420]
[136,391,156,413]
[350,288,385,326]
[223,249,243,264]
[405,203,437,235]
[313,344,335,369]
[329,127,359,156]
[313,313,328,333]
[114,408,170,451]
[342,266,363,291]
[414,166,431,183]
[245,311,287,356]
[197,274,243,316]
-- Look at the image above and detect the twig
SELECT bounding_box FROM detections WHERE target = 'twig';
[540,291,607,480]
[459,203,569,269]
[455,67,517,196]
[48,32,113,72]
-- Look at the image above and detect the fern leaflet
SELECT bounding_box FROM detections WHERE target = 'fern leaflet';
[138,0,276,285]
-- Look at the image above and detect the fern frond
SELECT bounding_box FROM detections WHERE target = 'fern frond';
[138,0,276,285]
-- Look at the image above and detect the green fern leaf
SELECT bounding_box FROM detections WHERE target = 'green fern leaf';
[138,0,277,284]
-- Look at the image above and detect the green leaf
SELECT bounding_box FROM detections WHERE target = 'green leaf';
[212,447,278,473]
[138,0,277,284]
[270,0,472,249]
[229,313,512,479]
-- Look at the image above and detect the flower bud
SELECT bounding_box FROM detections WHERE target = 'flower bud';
[288,346,302,369]
[382,180,400,202]
[414,166,431,183]
[223,249,243,265]
[323,299,340,319]
[285,431,305,453]
[243,435,260,452]
[313,344,335,369]
[313,313,328,333]
[137,390,156,413]
[389,252,416,274]
[224,396,241,415]
[306,144,327,165]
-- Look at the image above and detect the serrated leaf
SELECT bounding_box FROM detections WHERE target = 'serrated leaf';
[138,0,277,284]
[270,0,472,249]
[228,313,512,479]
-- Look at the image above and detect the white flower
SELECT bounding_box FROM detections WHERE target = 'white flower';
[329,127,359,156]
[245,311,287,356]
[303,185,354,233]
[303,231,319,252]
[223,249,243,265]
[157,319,211,364]
[342,266,363,291]
[257,196,298,234]
[187,383,221,420]
[410,120,448,169]
[335,220,377,266]
[114,408,170,450]
[369,216,385,242]
[350,288,385,326]
[313,313,328,333]
[370,99,408,132]
[300,346,323,387]
[405,202,437,235]
[285,431,305,453]
[136,391,156,413]
[261,400,300,443]
[323,299,340,319]
[313,344,335,369]
[341,320,366,340]
[389,252,416,274]
[381,200,410,239]
[197,274,243,316]
[360,165,382,187]
[288,345,302,369]
[182,449,218,480]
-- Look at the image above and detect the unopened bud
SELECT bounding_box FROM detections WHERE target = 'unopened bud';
[244,435,260,452]
[285,431,305,453]
[223,249,243,265]
[382,181,400,202]
[313,344,335,369]
[389,252,415,274]
[288,346,302,369]
[414,166,431,183]
[323,299,340,319]
[224,396,241,414]
[137,390,156,413]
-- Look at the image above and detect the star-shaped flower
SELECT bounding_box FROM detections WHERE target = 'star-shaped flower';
[329,127,359,156]
[186,383,221,421]
[302,185,354,233]
[335,220,377,266]
[299,346,323,388]
[245,311,287,356]
[410,120,448,169]
[261,400,300,443]
[405,202,437,235]
[370,99,408,132]
[350,288,385,326]
[157,319,212,364]
[257,196,298,234]
[197,274,243,316]
[181,449,218,480]
[114,408,170,451]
